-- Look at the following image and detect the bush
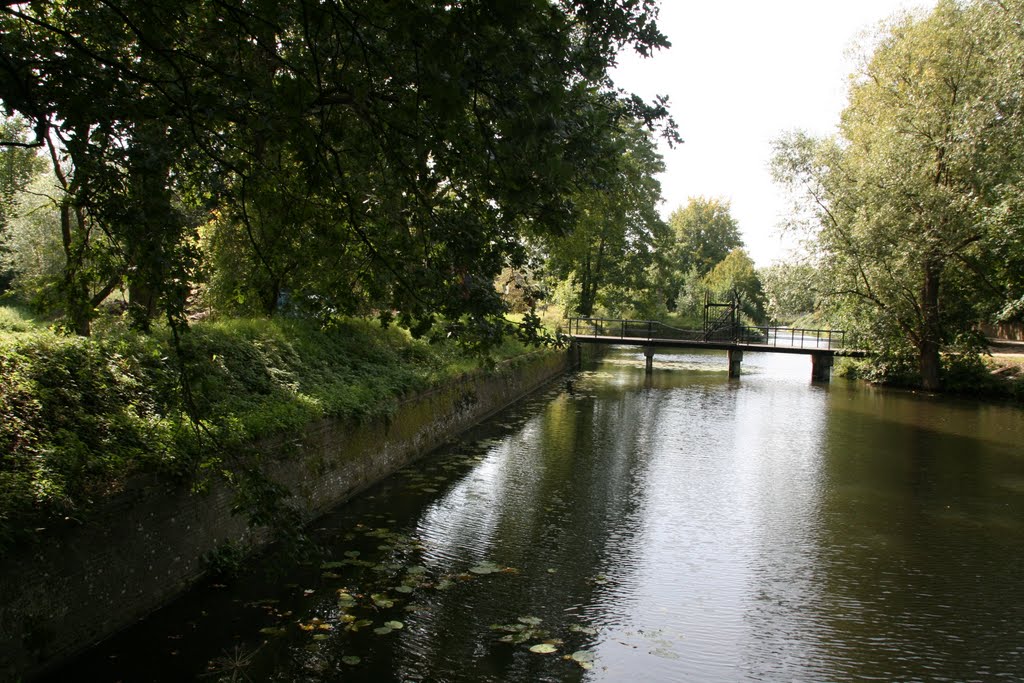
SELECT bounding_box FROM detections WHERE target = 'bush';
[0,316,535,546]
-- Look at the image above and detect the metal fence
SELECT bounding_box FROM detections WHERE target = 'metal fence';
[567,317,847,351]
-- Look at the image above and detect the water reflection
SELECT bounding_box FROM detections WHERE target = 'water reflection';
[44,347,1024,682]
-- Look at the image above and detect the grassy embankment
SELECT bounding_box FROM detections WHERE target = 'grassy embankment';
[0,303,542,547]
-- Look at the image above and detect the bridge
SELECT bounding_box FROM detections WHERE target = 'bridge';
[566,317,867,382]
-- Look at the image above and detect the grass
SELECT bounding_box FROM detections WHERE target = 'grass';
[0,314,545,546]
[0,302,43,333]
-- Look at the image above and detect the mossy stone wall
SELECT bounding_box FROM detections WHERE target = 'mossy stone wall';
[1,347,585,680]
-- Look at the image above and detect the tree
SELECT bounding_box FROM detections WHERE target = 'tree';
[702,248,766,324]
[760,260,819,324]
[540,117,668,318]
[667,197,743,278]
[0,0,678,348]
[0,114,46,291]
[772,1,1024,390]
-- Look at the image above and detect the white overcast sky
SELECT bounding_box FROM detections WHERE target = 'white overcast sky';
[611,0,935,266]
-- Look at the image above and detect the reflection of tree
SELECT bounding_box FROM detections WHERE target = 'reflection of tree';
[387,355,695,681]
[804,391,1024,680]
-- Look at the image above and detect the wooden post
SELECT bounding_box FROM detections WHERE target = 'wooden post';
[728,348,743,378]
[644,346,655,375]
[811,352,833,382]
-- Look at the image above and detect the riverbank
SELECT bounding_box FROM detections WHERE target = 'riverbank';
[834,342,1024,401]
[36,345,1024,682]
[0,316,584,679]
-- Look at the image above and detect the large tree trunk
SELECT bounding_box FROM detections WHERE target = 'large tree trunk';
[128,280,157,330]
[919,260,942,391]
[59,201,91,336]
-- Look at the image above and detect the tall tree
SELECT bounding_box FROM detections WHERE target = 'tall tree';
[0,114,45,291]
[773,0,1024,390]
[667,197,743,277]
[0,0,678,347]
[702,248,767,324]
[541,117,667,318]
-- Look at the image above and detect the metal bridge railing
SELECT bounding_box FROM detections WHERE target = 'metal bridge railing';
[567,317,847,351]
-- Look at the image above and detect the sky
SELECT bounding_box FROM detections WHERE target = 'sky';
[610,0,936,267]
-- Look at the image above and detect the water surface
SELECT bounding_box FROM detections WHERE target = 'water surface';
[49,347,1024,682]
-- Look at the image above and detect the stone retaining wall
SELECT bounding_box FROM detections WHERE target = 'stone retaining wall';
[2,346,586,680]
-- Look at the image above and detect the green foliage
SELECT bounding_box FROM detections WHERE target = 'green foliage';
[702,248,767,324]
[0,303,40,333]
[0,0,676,347]
[0,169,65,308]
[0,317,535,546]
[772,0,1024,390]
[667,197,744,278]
[539,118,668,318]
[0,115,46,286]
[760,260,818,324]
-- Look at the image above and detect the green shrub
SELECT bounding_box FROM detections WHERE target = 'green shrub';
[0,316,538,545]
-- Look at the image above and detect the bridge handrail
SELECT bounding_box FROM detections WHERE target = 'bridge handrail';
[567,317,848,351]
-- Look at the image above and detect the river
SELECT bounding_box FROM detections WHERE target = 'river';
[46,347,1024,682]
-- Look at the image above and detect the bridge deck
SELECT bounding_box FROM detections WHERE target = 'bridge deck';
[570,333,867,357]
[565,318,867,358]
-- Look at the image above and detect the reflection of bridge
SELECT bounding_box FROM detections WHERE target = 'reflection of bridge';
[566,317,868,382]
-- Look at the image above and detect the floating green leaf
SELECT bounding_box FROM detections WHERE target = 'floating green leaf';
[469,561,501,575]
[384,620,404,630]
[341,656,361,666]
[373,626,393,635]
[529,643,558,654]
[517,616,542,627]
[258,626,287,636]
[320,561,345,569]
[371,593,394,608]
[345,619,373,633]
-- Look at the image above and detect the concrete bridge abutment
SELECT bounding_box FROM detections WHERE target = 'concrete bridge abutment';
[811,352,834,382]
[728,348,743,378]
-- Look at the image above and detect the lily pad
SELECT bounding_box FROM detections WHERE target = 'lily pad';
[517,616,542,627]
[394,585,414,594]
[341,655,361,666]
[468,562,501,575]
[571,650,595,663]
[258,626,287,636]
[343,550,361,558]
[373,626,393,635]
[529,643,558,654]
[346,619,373,633]
[371,593,395,608]
[384,620,404,630]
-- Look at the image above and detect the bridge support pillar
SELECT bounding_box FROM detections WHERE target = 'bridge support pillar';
[728,349,743,378]
[644,347,655,375]
[811,352,834,382]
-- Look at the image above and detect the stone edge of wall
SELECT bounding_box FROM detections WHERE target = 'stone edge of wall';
[2,344,597,680]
